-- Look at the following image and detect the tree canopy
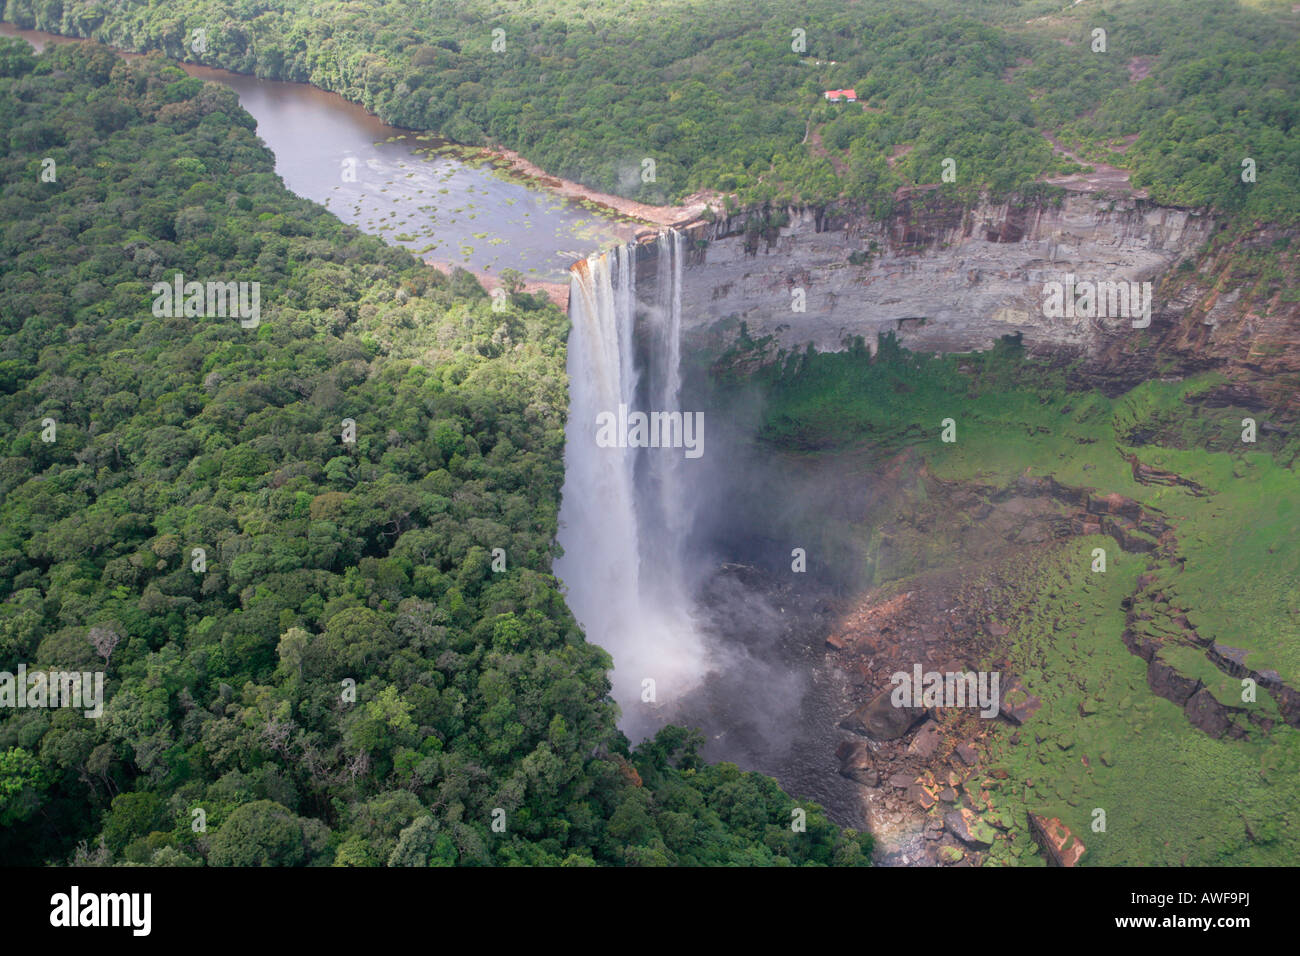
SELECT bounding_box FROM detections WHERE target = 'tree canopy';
[4,0,1297,219]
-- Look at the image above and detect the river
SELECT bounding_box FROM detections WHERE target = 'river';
[0,21,634,282]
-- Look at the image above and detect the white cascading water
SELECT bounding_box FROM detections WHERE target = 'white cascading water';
[556,231,707,741]
[649,230,688,558]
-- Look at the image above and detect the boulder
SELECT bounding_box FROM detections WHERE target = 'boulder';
[908,784,937,810]
[998,678,1042,725]
[943,808,996,848]
[835,739,880,786]
[840,688,926,740]
[907,720,942,759]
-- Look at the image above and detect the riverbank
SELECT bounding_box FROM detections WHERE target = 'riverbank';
[0,21,676,283]
[488,145,721,231]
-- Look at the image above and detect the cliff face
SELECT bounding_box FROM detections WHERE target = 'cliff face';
[1104,217,1300,411]
[633,190,1299,410]
[660,192,1215,360]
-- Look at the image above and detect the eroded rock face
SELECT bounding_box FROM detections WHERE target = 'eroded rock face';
[665,193,1215,359]
[1147,657,1202,706]
[1182,687,1253,740]
[1029,813,1086,866]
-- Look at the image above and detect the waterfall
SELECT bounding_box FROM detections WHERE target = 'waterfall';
[650,230,688,557]
[556,231,706,740]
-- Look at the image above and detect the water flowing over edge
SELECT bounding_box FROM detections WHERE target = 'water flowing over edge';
[555,232,708,741]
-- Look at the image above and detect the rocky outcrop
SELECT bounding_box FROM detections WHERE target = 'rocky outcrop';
[1207,646,1300,728]
[1146,657,1201,706]
[1184,688,1236,739]
[634,190,1298,413]
[1028,814,1086,866]
[998,677,1042,725]
[1122,547,1296,738]
[1104,219,1300,412]
[955,468,1294,742]
[654,192,1215,361]
[945,808,996,848]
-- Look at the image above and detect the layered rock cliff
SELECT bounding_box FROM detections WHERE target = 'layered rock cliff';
[631,190,1299,410]
[662,191,1214,356]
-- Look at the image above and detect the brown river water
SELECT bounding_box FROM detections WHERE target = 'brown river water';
[1,21,635,281]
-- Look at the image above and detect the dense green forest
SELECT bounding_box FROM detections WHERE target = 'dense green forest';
[3,0,1297,220]
[0,40,872,866]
